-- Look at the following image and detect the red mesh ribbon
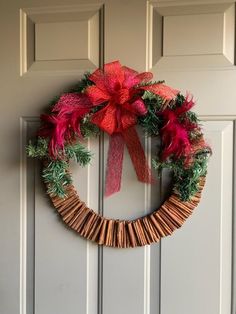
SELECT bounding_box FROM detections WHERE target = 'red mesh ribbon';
[105,128,153,197]
[86,61,179,196]
[105,133,125,196]
[123,127,153,184]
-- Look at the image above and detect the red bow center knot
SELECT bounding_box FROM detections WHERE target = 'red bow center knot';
[112,88,130,105]
[86,61,179,197]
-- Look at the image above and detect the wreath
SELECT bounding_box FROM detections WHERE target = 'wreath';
[27,61,211,248]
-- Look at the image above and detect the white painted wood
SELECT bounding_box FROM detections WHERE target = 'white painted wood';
[35,21,89,61]
[103,2,162,314]
[150,2,235,69]
[163,13,224,56]
[102,2,163,313]
[160,121,233,314]
[148,1,234,313]
[102,132,161,314]
[105,0,147,71]
[34,136,99,314]
[223,3,235,63]
[20,3,102,75]
[0,1,102,314]
[0,0,235,314]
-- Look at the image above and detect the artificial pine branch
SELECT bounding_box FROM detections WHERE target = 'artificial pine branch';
[68,73,93,93]
[48,96,60,109]
[26,137,48,158]
[27,136,93,165]
[185,111,199,124]
[152,149,211,201]
[138,91,162,136]
[27,137,93,197]
[42,160,71,198]
[65,143,92,166]
[80,115,100,138]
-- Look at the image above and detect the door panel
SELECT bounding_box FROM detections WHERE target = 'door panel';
[148,1,235,313]
[0,1,235,314]
[34,138,100,314]
[22,120,100,314]
[161,121,233,314]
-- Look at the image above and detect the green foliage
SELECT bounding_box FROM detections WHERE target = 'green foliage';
[153,149,211,201]
[42,160,71,198]
[138,91,163,136]
[27,138,92,198]
[65,143,92,166]
[185,111,199,124]
[173,93,185,107]
[173,94,199,124]
[26,137,48,158]
[68,73,93,93]
[80,115,100,138]
[48,96,60,109]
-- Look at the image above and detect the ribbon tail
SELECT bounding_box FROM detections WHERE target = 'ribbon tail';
[105,133,125,197]
[123,127,153,184]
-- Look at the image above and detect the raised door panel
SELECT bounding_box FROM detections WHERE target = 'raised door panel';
[160,121,233,314]
[148,0,236,116]
[20,3,103,75]
[21,120,100,314]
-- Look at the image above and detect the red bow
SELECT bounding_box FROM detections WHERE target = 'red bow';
[87,61,179,196]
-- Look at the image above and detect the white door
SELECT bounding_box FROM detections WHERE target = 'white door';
[0,0,234,314]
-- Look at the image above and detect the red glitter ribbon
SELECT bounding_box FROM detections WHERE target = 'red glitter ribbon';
[86,61,179,196]
[104,128,153,196]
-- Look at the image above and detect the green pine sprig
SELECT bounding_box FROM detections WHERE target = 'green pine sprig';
[26,137,48,158]
[26,137,93,197]
[152,148,211,201]
[68,73,93,93]
[42,160,71,198]
[80,115,100,138]
[65,143,92,166]
[138,91,163,136]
